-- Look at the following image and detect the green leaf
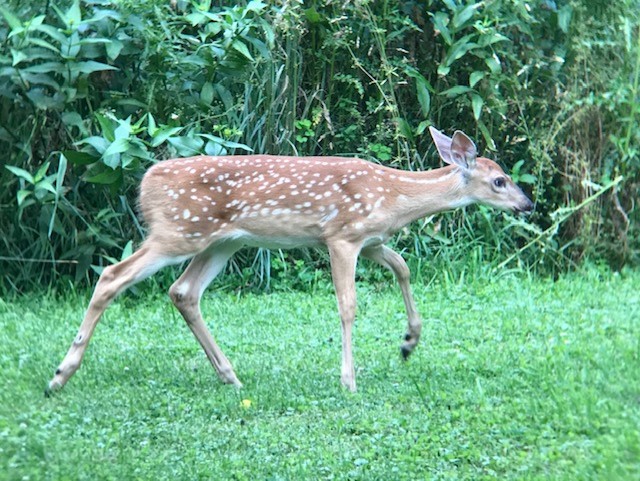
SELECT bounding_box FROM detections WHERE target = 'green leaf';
[623,17,633,53]
[22,62,65,74]
[124,139,149,159]
[35,179,57,196]
[34,161,51,182]
[62,150,97,165]
[27,89,65,110]
[150,126,183,147]
[304,7,324,24]
[121,240,133,260]
[437,64,451,77]
[102,138,130,157]
[86,168,122,185]
[61,31,80,59]
[5,165,34,184]
[469,71,485,88]
[431,12,452,45]
[147,113,157,136]
[79,38,111,45]
[453,3,480,29]
[519,174,537,185]
[416,79,431,117]
[198,134,252,152]
[17,189,31,206]
[201,81,214,105]
[416,120,430,136]
[262,23,275,48]
[48,153,67,237]
[120,154,135,169]
[69,61,118,75]
[102,153,121,169]
[115,99,148,109]
[245,0,267,13]
[471,94,483,121]
[220,140,252,152]
[11,49,28,66]
[512,159,525,173]
[477,121,496,150]
[404,68,433,115]
[485,55,501,74]
[113,117,132,141]
[477,32,510,48]
[0,6,22,30]
[181,54,208,67]
[61,111,88,135]
[77,136,110,154]
[168,136,204,156]
[396,118,414,141]
[205,141,226,156]
[26,37,59,54]
[232,40,253,60]
[35,24,67,45]
[106,39,124,61]
[442,0,457,10]
[21,73,59,90]
[444,35,478,66]
[185,12,206,26]
[27,15,46,31]
[65,0,82,28]
[205,21,223,37]
[95,113,115,141]
[557,5,572,33]
[440,85,473,97]
[214,84,233,110]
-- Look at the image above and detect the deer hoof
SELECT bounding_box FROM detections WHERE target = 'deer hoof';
[400,344,413,360]
[44,383,58,398]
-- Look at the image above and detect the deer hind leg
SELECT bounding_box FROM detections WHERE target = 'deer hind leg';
[168,241,242,387]
[47,243,183,395]
[361,245,422,360]
[328,240,361,392]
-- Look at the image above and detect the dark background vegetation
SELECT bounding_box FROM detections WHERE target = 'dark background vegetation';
[1,0,638,293]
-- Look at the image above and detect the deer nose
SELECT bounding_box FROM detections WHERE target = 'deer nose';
[520,198,534,214]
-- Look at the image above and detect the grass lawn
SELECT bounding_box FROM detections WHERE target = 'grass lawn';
[1,268,638,480]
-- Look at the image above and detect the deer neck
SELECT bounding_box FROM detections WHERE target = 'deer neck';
[388,165,472,226]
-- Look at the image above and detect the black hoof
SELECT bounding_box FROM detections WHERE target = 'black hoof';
[401,345,412,360]
[44,387,52,398]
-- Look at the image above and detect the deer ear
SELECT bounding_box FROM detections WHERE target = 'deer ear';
[450,130,477,169]
[429,126,455,165]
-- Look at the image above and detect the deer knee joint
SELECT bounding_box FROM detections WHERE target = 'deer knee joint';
[169,283,197,311]
[99,264,117,285]
[339,298,356,323]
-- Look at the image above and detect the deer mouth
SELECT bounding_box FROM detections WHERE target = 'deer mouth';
[513,200,534,215]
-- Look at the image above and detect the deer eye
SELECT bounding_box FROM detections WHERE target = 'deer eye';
[493,177,506,188]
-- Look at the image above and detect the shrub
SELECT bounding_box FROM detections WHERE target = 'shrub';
[0,0,637,292]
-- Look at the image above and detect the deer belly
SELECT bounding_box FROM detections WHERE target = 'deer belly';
[232,230,324,249]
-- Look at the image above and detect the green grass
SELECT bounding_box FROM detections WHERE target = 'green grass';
[1,268,639,480]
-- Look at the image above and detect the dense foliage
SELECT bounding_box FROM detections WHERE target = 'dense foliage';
[1,0,638,291]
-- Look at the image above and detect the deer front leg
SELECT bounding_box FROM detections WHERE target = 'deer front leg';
[47,245,177,395]
[328,240,361,392]
[361,245,422,359]
[168,242,242,387]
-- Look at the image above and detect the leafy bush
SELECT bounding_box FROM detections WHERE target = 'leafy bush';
[0,0,638,292]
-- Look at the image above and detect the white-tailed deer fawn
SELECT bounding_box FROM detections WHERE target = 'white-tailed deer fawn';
[47,127,533,394]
